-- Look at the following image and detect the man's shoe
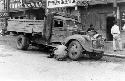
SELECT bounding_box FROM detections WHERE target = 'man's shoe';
[47,54,54,58]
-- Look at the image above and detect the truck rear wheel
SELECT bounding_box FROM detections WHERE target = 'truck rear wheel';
[68,40,83,60]
[16,35,29,50]
[89,52,103,60]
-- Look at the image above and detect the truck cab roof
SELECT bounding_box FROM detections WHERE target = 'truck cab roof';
[53,16,77,22]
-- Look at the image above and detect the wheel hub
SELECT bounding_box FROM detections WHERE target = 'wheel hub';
[70,44,78,56]
[18,38,23,46]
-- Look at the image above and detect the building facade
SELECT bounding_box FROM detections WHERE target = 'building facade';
[67,0,125,41]
[5,0,46,20]
[2,0,125,42]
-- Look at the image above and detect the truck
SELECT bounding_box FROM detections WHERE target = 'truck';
[7,13,104,60]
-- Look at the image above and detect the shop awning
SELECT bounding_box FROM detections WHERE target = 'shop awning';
[25,0,46,3]
[77,0,125,6]
[9,0,46,12]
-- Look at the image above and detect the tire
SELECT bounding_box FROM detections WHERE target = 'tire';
[68,40,83,60]
[16,35,29,50]
[89,52,103,60]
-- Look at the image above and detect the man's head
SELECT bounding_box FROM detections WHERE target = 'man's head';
[113,21,117,25]
[90,24,93,28]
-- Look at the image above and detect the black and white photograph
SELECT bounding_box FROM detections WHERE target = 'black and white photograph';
[0,0,125,81]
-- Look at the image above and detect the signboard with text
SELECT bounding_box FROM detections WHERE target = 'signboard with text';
[47,0,77,8]
[9,0,46,9]
[22,1,46,8]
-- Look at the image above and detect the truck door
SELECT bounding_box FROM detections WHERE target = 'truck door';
[43,13,53,43]
[51,19,66,42]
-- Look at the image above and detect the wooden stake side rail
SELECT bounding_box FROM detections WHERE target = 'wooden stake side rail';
[7,19,44,33]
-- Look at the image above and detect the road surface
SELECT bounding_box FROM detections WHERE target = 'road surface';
[0,36,125,81]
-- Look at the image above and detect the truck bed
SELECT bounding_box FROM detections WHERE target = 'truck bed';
[7,19,44,33]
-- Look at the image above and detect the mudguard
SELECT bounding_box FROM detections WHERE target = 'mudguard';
[64,34,93,52]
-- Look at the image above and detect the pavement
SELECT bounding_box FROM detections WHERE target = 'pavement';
[104,41,125,58]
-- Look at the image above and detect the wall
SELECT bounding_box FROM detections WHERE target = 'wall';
[78,2,125,42]
[120,2,125,46]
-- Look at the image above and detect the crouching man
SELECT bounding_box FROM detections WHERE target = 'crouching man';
[48,44,68,61]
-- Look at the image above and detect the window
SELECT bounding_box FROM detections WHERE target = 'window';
[54,20,63,27]
[66,20,75,26]
[20,17,23,19]
[15,17,19,19]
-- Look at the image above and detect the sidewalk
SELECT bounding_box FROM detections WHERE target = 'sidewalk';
[104,41,125,57]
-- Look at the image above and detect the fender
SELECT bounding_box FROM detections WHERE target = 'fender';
[64,34,93,52]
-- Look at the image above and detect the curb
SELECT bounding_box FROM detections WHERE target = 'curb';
[104,52,125,58]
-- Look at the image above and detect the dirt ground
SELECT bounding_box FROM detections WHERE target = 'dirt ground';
[0,36,125,81]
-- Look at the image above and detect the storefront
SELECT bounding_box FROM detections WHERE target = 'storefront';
[8,0,46,20]
[78,2,114,41]
[3,0,125,41]
[74,0,125,41]
[0,0,8,32]
[46,0,79,20]
[46,0,112,40]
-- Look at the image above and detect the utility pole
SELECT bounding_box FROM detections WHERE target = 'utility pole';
[113,0,121,29]
[7,0,10,15]
[113,0,121,28]
[4,0,10,34]
[113,0,117,20]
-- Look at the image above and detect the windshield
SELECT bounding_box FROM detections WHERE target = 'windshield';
[66,20,83,29]
[66,20,75,26]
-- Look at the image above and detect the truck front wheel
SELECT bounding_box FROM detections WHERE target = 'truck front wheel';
[68,40,83,60]
[16,35,29,50]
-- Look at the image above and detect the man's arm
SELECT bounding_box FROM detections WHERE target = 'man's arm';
[111,27,113,35]
[117,26,120,34]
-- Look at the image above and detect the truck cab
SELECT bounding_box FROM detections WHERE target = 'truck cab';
[51,16,85,43]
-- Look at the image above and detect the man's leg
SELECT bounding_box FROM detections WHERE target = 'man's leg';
[118,38,123,50]
[113,38,117,51]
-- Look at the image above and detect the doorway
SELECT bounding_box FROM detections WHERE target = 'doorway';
[106,17,115,41]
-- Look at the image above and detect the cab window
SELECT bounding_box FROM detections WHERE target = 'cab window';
[66,20,75,26]
[54,20,63,27]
